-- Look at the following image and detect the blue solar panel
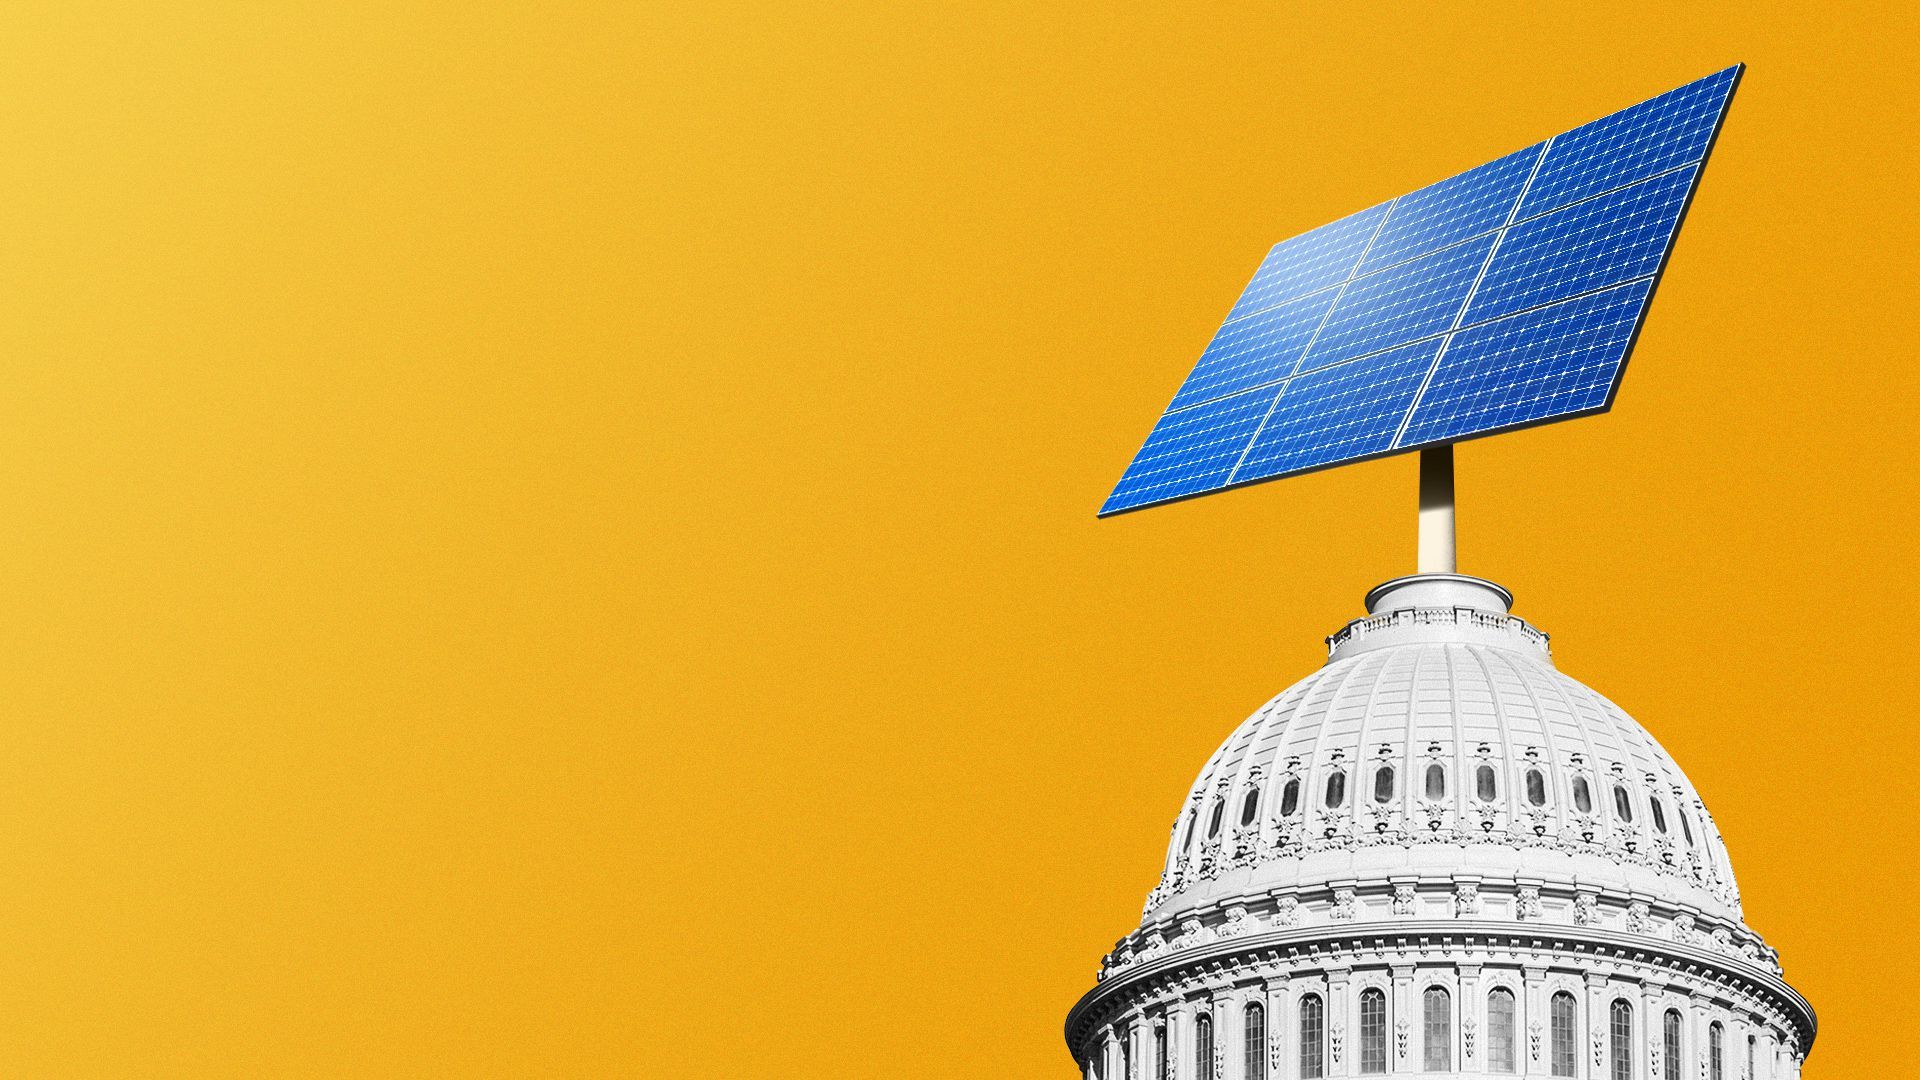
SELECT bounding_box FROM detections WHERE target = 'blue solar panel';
[1233,338,1445,481]
[1466,165,1695,324]
[1100,385,1281,515]
[1167,290,1337,410]
[1516,65,1738,220]
[1400,280,1653,445]
[1300,233,1495,372]
[1220,202,1391,323]
[1101,65,1740,516]
[1359,143,1543,273]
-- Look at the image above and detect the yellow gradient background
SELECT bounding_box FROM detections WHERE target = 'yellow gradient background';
[0,2,1910,1076]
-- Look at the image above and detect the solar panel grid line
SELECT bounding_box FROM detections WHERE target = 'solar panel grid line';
[1503,157,1705,232]
[1464,165,1698,326]
[1388,130,1556,450]
[1220,202,1394,326]
[1224,194,1402,485]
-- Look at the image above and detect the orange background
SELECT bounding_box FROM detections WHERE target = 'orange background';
[0,2,1910,1076]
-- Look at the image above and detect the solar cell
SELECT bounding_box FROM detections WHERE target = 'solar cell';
[1359,143,1543,274]
[1516,65,1738,220]
[1400,280,1654,445]
[1101,65,1740,516]
[1300,234,1495,372]
[1234,338,1446,482]
[1100,385,1282,515]
[1466,166,1695,324]
[1168,290,1337,410]
[1221,202,1391,324]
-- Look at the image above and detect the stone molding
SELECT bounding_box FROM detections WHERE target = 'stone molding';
[1066,921,1815,1068]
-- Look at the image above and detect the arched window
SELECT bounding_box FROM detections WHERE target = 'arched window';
[1179,812,1195,852]
[1241,788,1260,827]
[1662,1010,1683,1080]
[1119,1027,1130,1080]
[1423,986,1451,1070]
[1475,764,1497,801]
[1194,1013,1214,1080]
[1359,988,1387,1074]
[1207,800,1225,839]
[1651,795,1669,834]
[1156,1022,1170,1080]
[1525,768,1548,807]
[1244,1003,1267,1080]
[1487,988,1517,1074]
[1680,810,1695,847]
[1613,784,1634,823]
[1425,763,1446,799]
[1710,1022,1724,1080]
[1550,992,1578,1077]
[1373,765,1395,804]
[1609,1000,1633,1080]
[1573,776,1593,813]
[1279,778,1300,817]
[1747,1034,1757,1080]
[1298,995,1324,1079]
[1325,772,1346,810]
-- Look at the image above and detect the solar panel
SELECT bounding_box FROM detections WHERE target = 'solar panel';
[1100,65,1741,517]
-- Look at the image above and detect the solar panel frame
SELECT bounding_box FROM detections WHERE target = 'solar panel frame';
[1099,64,1743,518]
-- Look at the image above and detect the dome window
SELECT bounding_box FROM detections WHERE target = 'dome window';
[1279,778,1300,817]
[1298,996,1324,1079]
[1549,992,1578,1077]
[1244,1003,1266,1080]
[1609,1000,1633,1080]
[1662,1011,1683,1080]
[1207,800,1225,839]
[1325,772,1347,810]
[1612,784,1633,823]
[1373,765,1395,804]
[1679,810,1694,846]
[1240,788,1260,827]
[1358,988,1387,1074]
[1525,768,1547,807]
[1423,986,1451,1070]
[1650,796,1669,834]
[1486,988,1516,1073]
[1195,1014,1214,1080]
[1424,763,1445,799]
[1475,764,1497,802]
[1179,812,1196,852]
[1573,777,1593,814]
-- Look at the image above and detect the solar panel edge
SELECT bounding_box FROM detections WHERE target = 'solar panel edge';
[1586,62,1743,416]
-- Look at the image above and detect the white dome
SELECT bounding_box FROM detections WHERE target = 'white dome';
[1146,574,1741,927]
[1068,574,1814,1080]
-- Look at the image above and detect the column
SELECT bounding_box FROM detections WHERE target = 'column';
[1459,964,1483,1074]
[1521,965,1547,1077]
[1585,972,1608,1080]
[1390,965,1413,1073]
[1690,996,1711,1080]
[1267,977,1288,1080]
[1171,1002,1192,1080]
[1211,992,1230,1080]
[1328,966,1352,1078]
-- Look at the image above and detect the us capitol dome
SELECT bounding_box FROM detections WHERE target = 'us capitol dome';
[1065,573,1813,1080]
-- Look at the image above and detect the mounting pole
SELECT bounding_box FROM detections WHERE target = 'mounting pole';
[1418,445,1455,575]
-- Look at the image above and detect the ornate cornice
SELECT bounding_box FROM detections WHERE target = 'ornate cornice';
[1064,921,1815,1058]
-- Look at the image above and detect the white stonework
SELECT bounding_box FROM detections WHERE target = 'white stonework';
[1066,574,1813,1080]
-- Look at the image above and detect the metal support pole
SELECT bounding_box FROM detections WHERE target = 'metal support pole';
[1418,445,1455,575]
